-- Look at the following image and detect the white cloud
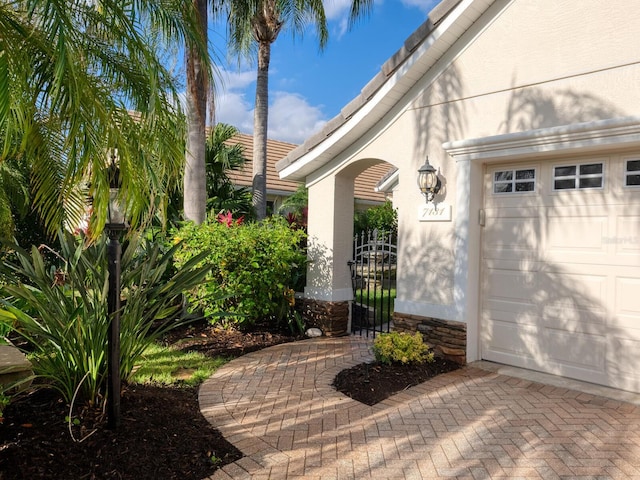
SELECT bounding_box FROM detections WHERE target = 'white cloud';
[323,0,437,29]
[214,68,327,144]
[400,0,438,13]
[268,92,327,144]
[213,67,254,132]
[215,68,255,92]
[215,90,254,133]
[322,0,354,20]
[322,0,378,37]
[322,0,388,19]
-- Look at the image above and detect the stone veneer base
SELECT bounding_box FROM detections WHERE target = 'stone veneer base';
[393,313,467,365]
[299,299,349,336]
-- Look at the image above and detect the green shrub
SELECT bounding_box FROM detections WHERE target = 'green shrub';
[372,332,433,365]
[354,200,398,236]
[173,216,307,328]
[0,231,211,405]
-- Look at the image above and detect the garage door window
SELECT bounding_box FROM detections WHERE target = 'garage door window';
[493,168,536,193]
[626,160,640,186]
[553,162,603,190]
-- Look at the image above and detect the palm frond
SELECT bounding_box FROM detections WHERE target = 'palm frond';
[1,0,210,235]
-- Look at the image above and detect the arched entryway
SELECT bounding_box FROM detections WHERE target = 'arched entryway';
[300,158,397,336]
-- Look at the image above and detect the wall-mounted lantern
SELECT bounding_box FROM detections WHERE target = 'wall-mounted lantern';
[417,157,441,202]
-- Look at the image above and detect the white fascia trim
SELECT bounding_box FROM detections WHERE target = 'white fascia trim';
[355,199,386,206]
[278,0,489,181]
[267,189,297,197]
[375,170,399,193]
[443,116,640,162]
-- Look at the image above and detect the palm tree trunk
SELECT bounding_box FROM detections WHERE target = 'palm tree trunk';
[184,0,208,224]
[252,40,270,220]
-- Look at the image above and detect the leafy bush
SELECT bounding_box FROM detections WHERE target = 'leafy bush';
[173,216,307,328]
[372,332,433,365]
[0,231,211,405]
[354,200,398,236]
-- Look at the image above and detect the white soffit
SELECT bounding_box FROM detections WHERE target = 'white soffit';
[278,0,496,181]
[443,116,640,162]
[375,169,399,193]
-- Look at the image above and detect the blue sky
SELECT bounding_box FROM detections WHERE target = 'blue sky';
[211,0,440,144]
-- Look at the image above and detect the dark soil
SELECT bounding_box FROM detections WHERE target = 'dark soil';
[0,384,237,480]
[1,321,460,479]
[0,322,298,480]
[333,357,461,406]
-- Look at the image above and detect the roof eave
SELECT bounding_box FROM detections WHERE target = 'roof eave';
[276,0,492,182]
[375,169,400,193]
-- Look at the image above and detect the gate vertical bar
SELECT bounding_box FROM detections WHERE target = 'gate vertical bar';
[359,231,363,334]
[350,233,357,334]
[379,230,386,335]
[363,230,370,337]
[385,231,392,333]
[376,230,382,337]
[369,229,376,337]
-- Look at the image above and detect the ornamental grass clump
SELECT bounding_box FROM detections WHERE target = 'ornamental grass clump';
[373,332,434,365]
[0,231,211,405]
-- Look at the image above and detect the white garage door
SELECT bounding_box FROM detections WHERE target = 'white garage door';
[481,154,640,392]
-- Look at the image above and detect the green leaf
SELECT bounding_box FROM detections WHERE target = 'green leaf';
[0,230,214,405]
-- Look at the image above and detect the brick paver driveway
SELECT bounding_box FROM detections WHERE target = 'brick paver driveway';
[199,336,640,479]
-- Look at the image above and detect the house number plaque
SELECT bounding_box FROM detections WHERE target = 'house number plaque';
[418,203,452,222]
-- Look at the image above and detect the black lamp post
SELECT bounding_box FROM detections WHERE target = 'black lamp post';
[106,153,126,429]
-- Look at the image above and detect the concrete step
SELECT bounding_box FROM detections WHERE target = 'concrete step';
[0,344,33,392]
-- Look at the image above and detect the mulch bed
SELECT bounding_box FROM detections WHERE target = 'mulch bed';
[332,357,461,406]
[0,322,298,480]
[1,321,461,479]
[0,384,240,480]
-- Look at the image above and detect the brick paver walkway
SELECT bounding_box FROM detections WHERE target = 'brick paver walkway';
[199,336,640,479]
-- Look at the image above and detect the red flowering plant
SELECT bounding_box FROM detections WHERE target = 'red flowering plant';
[285,207,307,232]
[216,211,244,227]
[285,212,296,225]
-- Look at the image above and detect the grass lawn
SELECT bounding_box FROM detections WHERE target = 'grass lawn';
[130,343,228,387]
[354,287,396,323]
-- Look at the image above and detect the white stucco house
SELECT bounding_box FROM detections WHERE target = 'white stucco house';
[276,0,640,394]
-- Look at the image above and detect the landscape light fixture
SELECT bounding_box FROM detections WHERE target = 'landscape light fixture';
[417,157,441,202]
[107,151,126,229]
[106,149,126,429]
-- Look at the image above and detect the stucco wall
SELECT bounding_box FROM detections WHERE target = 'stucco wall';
[302,0,640,356]
[390,0,640,323]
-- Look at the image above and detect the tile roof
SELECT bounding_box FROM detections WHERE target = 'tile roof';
[225,132,389,203]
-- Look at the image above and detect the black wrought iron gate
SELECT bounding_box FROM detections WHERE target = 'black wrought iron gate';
[348,229,397,337]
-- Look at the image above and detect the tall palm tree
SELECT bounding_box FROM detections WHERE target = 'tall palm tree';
[0,0,208,234]
[183,0,210,225]
[226,0,373,220]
